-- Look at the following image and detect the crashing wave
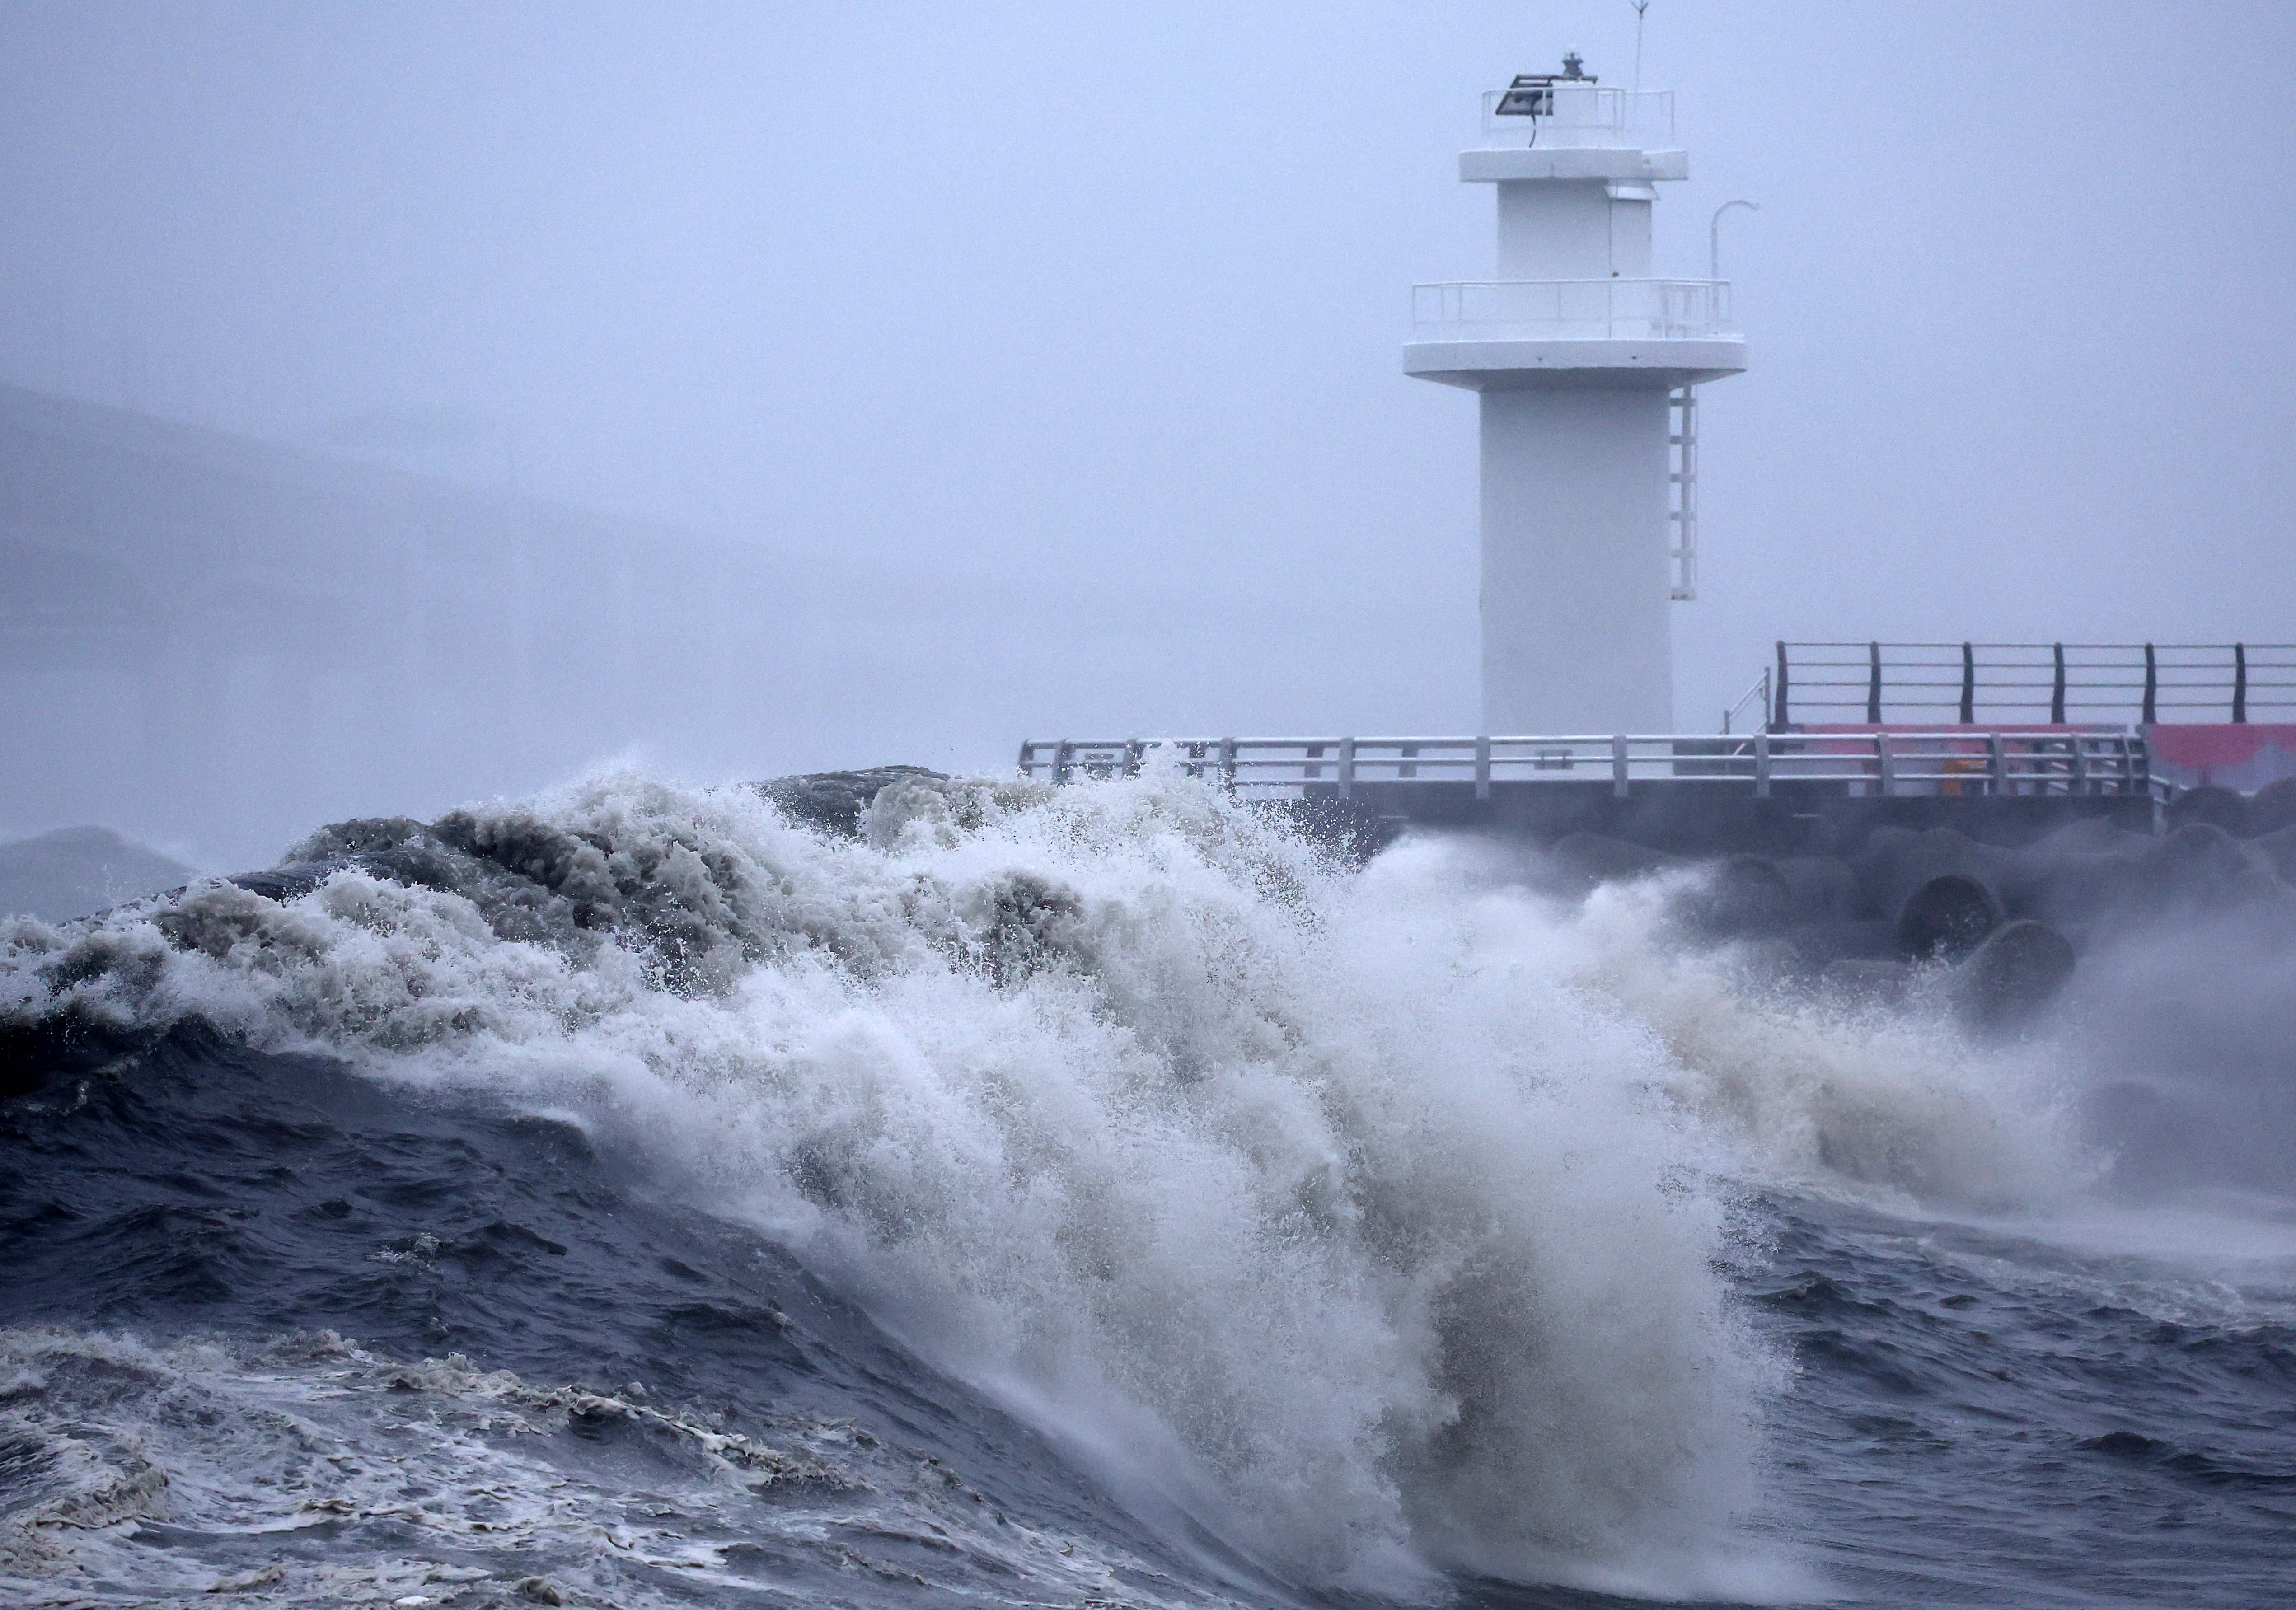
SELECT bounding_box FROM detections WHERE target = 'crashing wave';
[0,762,2097,1594]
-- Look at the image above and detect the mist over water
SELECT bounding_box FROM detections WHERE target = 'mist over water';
[8,2,2296,861]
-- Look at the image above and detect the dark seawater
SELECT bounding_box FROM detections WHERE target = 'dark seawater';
[1747,1202,2296,1606]
[0,1031,1257,1609]
[3,770,2292,1608]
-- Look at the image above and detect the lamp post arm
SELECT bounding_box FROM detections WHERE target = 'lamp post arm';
[1708,198,1759,282]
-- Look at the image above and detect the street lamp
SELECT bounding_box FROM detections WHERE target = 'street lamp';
[1709,199,1759,282]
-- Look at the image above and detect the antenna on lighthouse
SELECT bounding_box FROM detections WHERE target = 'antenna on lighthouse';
[1632,0,1650,94]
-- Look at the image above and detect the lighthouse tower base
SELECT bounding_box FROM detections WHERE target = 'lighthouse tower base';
[1480,386,1674,733]
[1404,64,1748,732]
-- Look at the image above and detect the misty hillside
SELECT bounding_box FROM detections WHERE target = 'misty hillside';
[0,825,195,922]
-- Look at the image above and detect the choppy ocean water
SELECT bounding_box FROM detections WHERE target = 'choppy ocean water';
[3,769,2292,1608]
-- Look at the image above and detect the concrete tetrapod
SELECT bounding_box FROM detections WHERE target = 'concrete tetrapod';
[1678,855,1796,939]
[2165,786,2252,838]
[1952,918,2077,1031]
[1893,873,2004,962]
[2244,777,2296,837]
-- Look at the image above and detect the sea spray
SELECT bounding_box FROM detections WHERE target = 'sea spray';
[1,762,2104,1595]
[1552,866,2097,1213]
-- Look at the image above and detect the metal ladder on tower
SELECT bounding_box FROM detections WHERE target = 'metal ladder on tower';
[1669,386,1697,600]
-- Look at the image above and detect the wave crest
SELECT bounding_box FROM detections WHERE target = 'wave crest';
[2,765,2079,1594]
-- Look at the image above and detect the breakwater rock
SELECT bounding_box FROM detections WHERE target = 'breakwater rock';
[1519,811,2296,1031]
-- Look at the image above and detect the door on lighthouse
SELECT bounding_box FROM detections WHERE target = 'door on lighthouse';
[1607,184,1654,279]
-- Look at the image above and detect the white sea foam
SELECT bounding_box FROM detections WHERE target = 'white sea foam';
[0,763,2099,1596]
[0,1325,1177,1610]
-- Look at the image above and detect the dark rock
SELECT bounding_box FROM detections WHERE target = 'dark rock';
[2165,785,2251,837]
[754,767,949,838]
[287,816,428,860]
[1894,872,2002,961]
[1952,919,2076,1030]
[963,871,1087,987]
[224,862,334,902]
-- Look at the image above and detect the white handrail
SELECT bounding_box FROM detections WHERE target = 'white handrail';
[1476,85,1675,149]
[1722,670,1769,734]
[1411,279,1735,341]
[1017,731,2156,802]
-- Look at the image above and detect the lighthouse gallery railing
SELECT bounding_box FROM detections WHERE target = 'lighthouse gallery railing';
[1476,86,1676,148]
[1412,279,1735,341]
[1017,732,2153,801]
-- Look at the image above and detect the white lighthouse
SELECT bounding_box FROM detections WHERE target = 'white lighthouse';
[1406,57,1746,734]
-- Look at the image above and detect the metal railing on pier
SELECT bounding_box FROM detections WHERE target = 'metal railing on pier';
[1772,641,2296,727]
[1017,731,2154,801]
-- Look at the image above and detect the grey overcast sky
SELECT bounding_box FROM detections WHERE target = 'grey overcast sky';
[5,0,2292,763]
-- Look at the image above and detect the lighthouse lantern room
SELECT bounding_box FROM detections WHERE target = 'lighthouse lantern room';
[1406,55,1748,735]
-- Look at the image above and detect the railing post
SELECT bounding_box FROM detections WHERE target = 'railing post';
[1988,730,2006,796]
[1017,740,1036,779]
[2142,643,2158,726]
[2071,733,2090,795]
[1125,739,1145,778]
[2051,642,2066,724]
[1960,642,1976,724]
[1754,730,1771,798]
[1875,731,1896,796]
[1774,640,1790,728]
[1337,737,1354,800]
[1054,740,1073,786]
[1867,641,1883,725]
[1612,735,1631,799]
[2235,643,2249,723]
[1475,735,1492,800]
[1398,743,1419,780]
[1218,737,1237,790]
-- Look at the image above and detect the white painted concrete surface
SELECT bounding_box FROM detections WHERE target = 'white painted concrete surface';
[1479,388,1673,732]
[1407,64,1748,733]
